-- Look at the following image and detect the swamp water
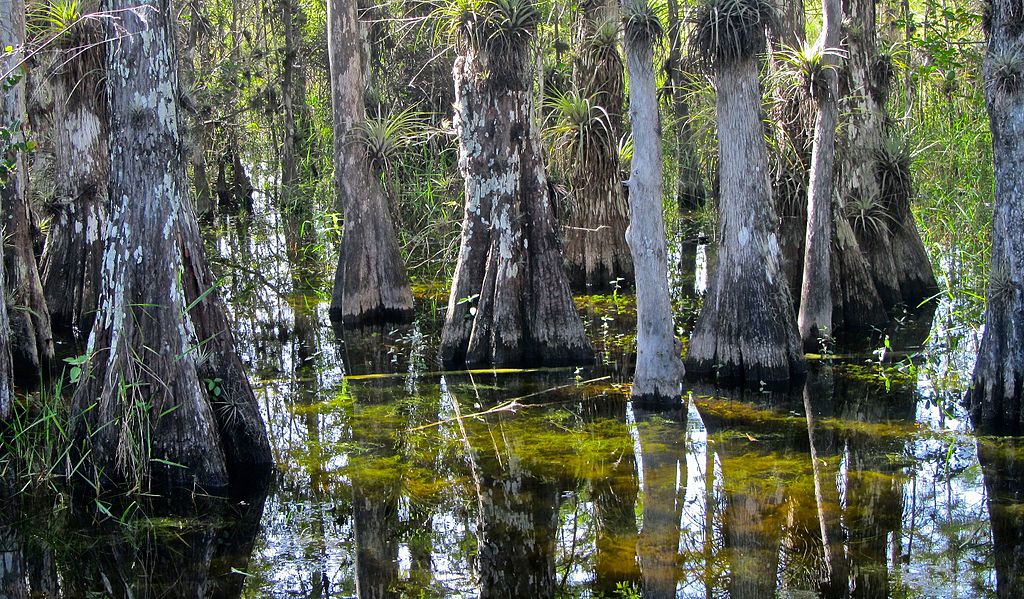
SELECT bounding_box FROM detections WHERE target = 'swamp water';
[1,199,1016,598]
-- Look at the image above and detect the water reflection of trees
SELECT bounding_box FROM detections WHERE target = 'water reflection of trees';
[976,430,1024,597]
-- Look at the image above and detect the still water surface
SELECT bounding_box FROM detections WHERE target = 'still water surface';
[2,198,1015,598]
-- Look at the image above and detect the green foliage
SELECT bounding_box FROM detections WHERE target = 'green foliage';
[443,0,541,49]
[588,17,620,62]
[874,133,914,215]
[28,0,81,37]
[776,42,845,100]
[358,108,433,174]
[846,191,893,237]
[543,89,613,167]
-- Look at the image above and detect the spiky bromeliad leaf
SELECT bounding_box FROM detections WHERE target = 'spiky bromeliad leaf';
[988,45,1024,94]
[450,0,540,49]
[776,41,846,101]
[356,108,431,174]
[485,0,540,41]
[587,18,621,65]
[688,0,777,71]
[543,89,613,168]
[28,0,81,38]
[873,134,914,218]
[846,191,895,238]
[622,0,665,45]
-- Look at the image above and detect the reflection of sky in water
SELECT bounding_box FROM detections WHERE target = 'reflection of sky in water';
[189,188,1005,598]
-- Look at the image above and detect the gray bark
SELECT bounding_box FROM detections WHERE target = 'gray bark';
[180,0,214,218]
[666,0,705,212]
[40,16,108,338]
[440,20,593,368]
[328,0,413,326]
[0,0,16,417]
[839,0,936,313]
[279,0,309,202]
[969,0,1024,430]
[563,0,633,291]
[797,0,841,350]
[685,54,805,388]
[0,0,54,381]
[770,0,806,48]
[71,0,270,493]
[622,11,683,402]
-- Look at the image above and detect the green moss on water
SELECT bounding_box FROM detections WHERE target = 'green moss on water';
[575,293,637,317]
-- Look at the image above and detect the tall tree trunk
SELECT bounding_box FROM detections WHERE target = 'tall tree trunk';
[562,0,633,291]
[0,0,53,381]
[771,0,806,48]
[180,0,214,218]
[622,4,683,402]
[279,0,310,204]
[685,9,805,387]
[797,0,841,350]
[768,0,811,303]
[40,15,108,338]
[803,367,850,597]
[969,0,1024,430]
[440,4,593,368]
[71,0,270,493]
[635,404,687,597]
[840,0,936,313]
[0,0,16,417]
[666,0,705,212]
[976,436,1024,597]
[327,0,413,326]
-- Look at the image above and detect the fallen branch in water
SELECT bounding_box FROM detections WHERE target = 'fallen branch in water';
[407,375,611,432]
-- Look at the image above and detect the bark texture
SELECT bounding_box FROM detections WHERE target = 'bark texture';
[40,16,108,338]
[969,0,1024,431]
[71,0,271,493]
[562,0,633,291]
[179,0,214,218]
[685,54,805,388]
[839,0,937,312]
[797,0,841,350]
[0,0,17,417]
[622,16,683,402]
[328,0,413,326]
[440,15,593,368]
[0,0,53,381]
[279,0,310,201]
[666,0,705,211]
